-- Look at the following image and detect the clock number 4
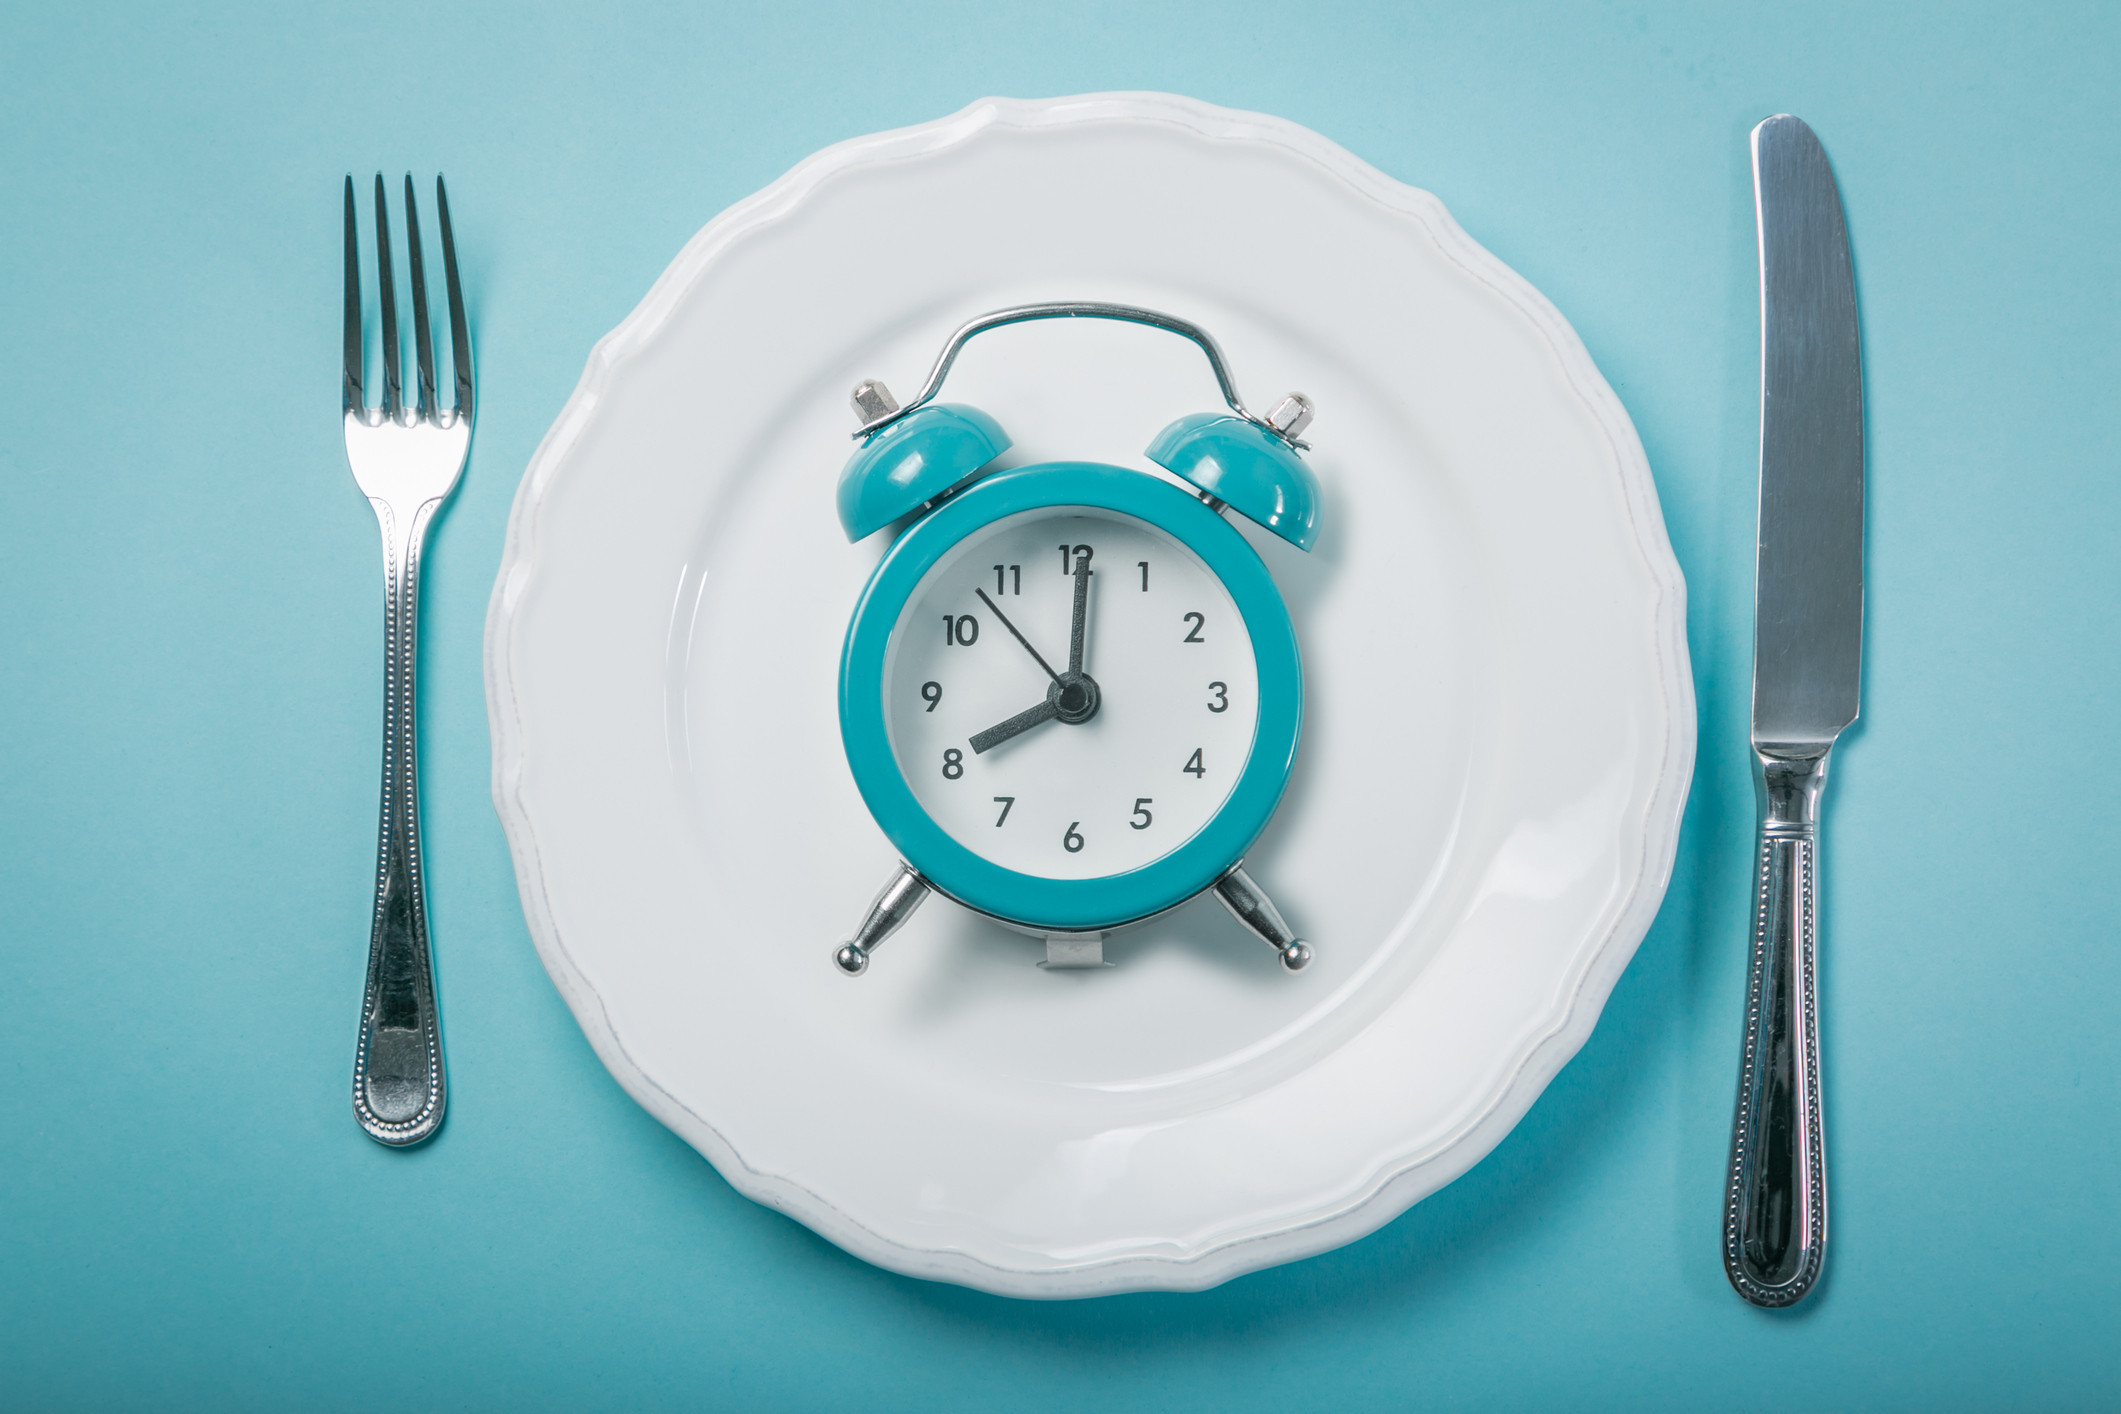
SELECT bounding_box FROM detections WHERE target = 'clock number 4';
[1183,748,1205,778]
[943,614,979,646]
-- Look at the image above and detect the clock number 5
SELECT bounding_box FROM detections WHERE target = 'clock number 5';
[1129,798,1153,830]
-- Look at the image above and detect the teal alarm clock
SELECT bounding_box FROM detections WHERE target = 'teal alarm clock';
[830,303,1318,976]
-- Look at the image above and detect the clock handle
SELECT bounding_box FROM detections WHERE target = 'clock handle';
[833,863,931,976]
[1212,866,1313,972]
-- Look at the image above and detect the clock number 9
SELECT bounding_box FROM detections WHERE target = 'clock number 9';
[921,681,942,712]
[942,748,964,780]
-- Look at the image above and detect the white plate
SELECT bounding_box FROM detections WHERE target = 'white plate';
[485,92,1693,1297]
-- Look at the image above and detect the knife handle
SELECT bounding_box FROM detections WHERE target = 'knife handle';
[1724,750,1831,1306]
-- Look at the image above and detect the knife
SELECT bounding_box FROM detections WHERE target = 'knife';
[1724,114,1864,1309]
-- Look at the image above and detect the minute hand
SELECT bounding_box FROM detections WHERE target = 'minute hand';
[1067,558,1090,674]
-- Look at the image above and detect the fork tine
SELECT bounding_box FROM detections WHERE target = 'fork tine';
[403,175,438,420]
[436,176,473,422]
[372,174,401,419]
[343,176,363,413]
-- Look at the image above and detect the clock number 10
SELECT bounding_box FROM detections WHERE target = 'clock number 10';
[943,614,979,646]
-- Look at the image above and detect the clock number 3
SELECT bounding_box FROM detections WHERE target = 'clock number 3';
[1206,681,1228,713]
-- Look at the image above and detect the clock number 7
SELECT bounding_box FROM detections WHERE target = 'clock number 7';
[993,796,1014,827]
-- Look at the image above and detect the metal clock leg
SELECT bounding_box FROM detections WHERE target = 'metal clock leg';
[833,863,931,976]
[1212,866,1313,972]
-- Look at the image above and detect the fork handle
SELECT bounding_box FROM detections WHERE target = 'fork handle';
[1724,749,1831,1305]
[352,496,447,1146]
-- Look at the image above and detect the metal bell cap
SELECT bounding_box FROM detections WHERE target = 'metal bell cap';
[1144,413,1320,551]
[836,403,1011,542]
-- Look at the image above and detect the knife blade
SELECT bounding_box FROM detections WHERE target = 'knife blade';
[1724,113,1864,1309]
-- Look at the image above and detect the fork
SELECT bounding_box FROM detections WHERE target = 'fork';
[342,174,473,1146]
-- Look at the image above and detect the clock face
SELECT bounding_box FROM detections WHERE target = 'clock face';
[884,507,1260,882]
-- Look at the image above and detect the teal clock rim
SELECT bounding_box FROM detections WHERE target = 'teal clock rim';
[838,461,1303,931]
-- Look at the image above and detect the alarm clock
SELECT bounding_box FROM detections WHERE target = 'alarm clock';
[830,303,1318,976]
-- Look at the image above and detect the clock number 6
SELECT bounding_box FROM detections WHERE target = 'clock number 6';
[1063,822,1085,853]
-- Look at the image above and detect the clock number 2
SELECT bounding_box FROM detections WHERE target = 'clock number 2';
[1182,612,1205,643]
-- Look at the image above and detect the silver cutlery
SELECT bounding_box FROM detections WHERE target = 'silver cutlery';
[342,174,473,1146]
[1724,116,1864,1306]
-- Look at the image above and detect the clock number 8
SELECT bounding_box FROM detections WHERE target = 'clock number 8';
[942,748,964,780]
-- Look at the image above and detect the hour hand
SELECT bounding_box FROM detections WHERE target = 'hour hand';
[970,699,1059,754]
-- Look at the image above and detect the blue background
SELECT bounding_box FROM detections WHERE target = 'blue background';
[3,2,2114,1409]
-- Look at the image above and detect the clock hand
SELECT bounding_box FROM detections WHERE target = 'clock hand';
[1067,556,1091,675]
[975,588,1061,684]
[970,699,1060,754]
